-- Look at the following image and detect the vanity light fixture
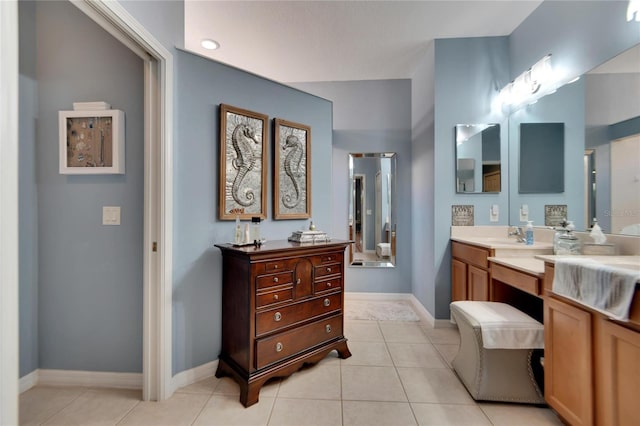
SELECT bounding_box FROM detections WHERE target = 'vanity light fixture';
[499,54,557,111]
[201,39,220,50]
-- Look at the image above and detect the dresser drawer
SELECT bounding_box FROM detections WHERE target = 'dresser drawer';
[256,286,294,308]
[255,315,343,369]
[312,253,343,265]
[314,277,342,293]
[314,262,342,279]
[255,293,342,336]
[256,271,293,290]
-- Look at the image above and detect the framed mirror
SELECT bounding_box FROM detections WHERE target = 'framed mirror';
[455,124,501,193]
[348,153,396,267]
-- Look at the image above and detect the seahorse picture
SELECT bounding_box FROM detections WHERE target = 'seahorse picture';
[219,104,268,220]
[274,118,311,219]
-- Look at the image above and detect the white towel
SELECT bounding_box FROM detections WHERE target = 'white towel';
[553,258,640,321]
[451,301,544,350]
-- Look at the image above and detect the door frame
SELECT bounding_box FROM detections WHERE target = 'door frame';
[72,0,174,402]
[0,0,20,423]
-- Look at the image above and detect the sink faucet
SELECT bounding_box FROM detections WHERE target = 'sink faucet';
[508,226,526,243]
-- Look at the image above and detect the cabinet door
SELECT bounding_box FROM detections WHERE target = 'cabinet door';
[595,318,640,426]
[468,265,489,301]
[294,259,313,299]
[451,258,467,301]
[544,296,593,426]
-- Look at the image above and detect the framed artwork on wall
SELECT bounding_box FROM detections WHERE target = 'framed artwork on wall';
[219,104,268,220]
[59,109,125,174]
[273,118,311,220]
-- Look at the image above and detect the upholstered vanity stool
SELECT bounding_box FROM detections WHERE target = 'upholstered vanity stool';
[450,301,545,404]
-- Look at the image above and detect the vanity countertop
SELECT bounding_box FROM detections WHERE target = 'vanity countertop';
[488,257,545,277]
[535,255,640,271]
[451,236,553,251]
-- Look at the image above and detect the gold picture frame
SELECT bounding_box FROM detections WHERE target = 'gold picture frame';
[273,118,311,220]
[219,104,268,220]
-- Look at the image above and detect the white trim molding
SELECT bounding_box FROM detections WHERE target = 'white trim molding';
[0,0,20,424]
[20,369,143,392]
[71,0,174,401]
[170,360,218,394]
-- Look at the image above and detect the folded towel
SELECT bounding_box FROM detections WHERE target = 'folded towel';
[451,301,544,350]
[553,258,640,321]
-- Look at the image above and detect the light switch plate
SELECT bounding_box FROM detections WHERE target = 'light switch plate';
[490,204,499,222]
[519,204,529,222]
[103,206,121,225]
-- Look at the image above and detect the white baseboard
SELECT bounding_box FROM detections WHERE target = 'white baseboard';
[20,369,142,392]
[19,370,38,393]
[170,359,218,394]
[345,292,437,327]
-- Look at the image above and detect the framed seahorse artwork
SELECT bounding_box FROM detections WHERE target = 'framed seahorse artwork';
[218,104,268,220]
[273,118,311,220]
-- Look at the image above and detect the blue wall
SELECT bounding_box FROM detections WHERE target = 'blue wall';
[31,0,145,373]
[433,37,510,319]
[173,50,333,374]
[291,79,412,294]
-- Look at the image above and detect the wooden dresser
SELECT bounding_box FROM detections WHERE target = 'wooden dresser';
[214,240,352,407]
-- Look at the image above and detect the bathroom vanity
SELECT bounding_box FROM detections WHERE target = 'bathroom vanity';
[538,256,640,426]
[214,240,351,407]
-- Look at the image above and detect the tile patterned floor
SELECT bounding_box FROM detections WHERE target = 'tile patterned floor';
[20,318,563,425]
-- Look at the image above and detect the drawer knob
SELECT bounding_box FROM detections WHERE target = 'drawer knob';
[274,312,282,321]
[323,298,330,307]
[274,265,279,269]
[328,256,332,261]
[327,267,332,273]
[276,342,283,352]
[327,282,332,287]
[296,278,301,285]
[273,294,279,300]
[273,277,279,283]
[325,324,332,333]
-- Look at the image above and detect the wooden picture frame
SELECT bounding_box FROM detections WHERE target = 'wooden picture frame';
[219,104,268,220]
[59,109,125,174]
[274,118,311,219]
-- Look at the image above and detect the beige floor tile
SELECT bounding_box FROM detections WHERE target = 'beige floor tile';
[411,402,492,425]
[433,344,460,368]
[42,388,141,425]
[342,400,417,426]
[267,398,342,426]
[397,367,473,404]
[341,365,407,402]
[213,376,281,398]
[193,395,274,426]
[387,343,447,368]
[379,322,429,343]
[479,402,564,426]
[344,320,384,342]
[175,376,220,394]
[118,392,209,426]
[19,386,85,426]
[277,364,341,400]
[341,341,393,366]
[422,327,460,345]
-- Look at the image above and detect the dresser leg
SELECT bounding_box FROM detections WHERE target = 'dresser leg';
[240,382,262,408]
[335,340,352,359]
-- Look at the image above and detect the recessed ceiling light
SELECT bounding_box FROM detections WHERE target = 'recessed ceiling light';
[201,39,219,50]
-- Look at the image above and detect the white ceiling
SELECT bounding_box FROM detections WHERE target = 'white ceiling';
[184,0,543,84]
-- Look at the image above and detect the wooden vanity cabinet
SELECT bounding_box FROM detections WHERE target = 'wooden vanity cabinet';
[214,240,352,407]
[451,241,489,302]
[543,263,640,426]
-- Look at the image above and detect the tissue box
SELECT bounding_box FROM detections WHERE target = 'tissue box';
[582,243,616,255]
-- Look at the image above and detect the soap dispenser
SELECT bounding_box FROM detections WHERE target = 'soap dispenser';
[525,220,534,245]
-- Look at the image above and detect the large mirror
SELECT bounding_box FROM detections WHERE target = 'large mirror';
[348,153,396,267]
[455,124,501,193]
[509,44,640,235]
